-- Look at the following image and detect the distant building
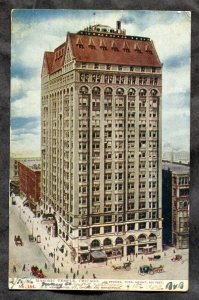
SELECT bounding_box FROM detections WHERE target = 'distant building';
[162,162,189,249]
[18,159,41,215]
[162,150,190,164]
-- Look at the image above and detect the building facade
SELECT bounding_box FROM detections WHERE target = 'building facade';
[18,160,41,214]
[41,22,163,262]
[162,162,189,249]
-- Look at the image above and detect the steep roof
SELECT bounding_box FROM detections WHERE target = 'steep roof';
[70,33,161,67]
[42,32,161,75]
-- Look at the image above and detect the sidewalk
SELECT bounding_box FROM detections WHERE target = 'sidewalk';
[12,195,188,280]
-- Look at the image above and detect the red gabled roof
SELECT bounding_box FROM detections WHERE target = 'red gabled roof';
[69,33,161,67]
[45,52,54,73]
[42,32,161,76]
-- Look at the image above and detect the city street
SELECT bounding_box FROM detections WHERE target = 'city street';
[9,195,189,281]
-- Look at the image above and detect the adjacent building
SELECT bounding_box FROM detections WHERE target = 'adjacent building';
[162,162,189,249]
[18,159,41,214]
[41,22,163,262]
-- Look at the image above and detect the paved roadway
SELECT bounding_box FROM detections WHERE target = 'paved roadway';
[9,204,54,279]
[9,197,189,281]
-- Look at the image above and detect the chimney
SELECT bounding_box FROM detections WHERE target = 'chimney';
[116,20,121,31]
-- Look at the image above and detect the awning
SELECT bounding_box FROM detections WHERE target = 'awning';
[91,251,107,259]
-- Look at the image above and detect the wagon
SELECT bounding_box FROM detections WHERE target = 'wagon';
[15,235,23,246]
[138,264,164,275]
[171,254,182,262]
[148,255,161,261]
[29,235,35,242]
[112,261,131,271]
[31,266,46,278]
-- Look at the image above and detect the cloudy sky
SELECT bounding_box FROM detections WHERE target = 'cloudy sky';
[11,10,191,157]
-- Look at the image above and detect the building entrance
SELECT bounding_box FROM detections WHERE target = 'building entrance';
[127,245,135,255]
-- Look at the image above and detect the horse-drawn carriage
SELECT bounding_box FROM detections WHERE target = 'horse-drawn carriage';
[138,264,164,275]
[31,266,46,278]
[171,254,182,262]
[148,255,161,261]
[14,235,23,246]
[112,261,131,271]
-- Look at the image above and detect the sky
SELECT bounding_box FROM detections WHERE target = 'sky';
[10,10,191,157]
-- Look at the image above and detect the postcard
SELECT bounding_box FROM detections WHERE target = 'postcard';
[9,9,190,291]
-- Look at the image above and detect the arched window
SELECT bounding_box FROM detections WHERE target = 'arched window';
[150,89,158,96]
[139,89,147,97]
[91,239,100,248]
[92,87,101,96]
[103,238,112,246]
[128,88,136,96]
[138,234,146,242]
[115,237,123,245]
[104,87,113,95]
[116,88,124,95]
[149,233,157,241]
[127,235,135,244]
[79,86,88,94]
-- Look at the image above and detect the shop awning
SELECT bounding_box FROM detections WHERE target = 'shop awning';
[91,251,107,259]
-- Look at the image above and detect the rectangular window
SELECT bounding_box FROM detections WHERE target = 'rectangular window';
[104,226,112,233]
[139,222,146,229]
[127,223,135,230]
[92,227,100,235]
[104,215,112,223]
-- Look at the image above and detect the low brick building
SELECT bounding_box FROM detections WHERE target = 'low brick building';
[18,160,41,214]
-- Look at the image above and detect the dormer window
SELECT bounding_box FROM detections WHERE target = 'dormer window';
[100,39,107,50]
[88,38,96,49]
[111,41,119,51]
[145,44,152,52]
[94,63,99,69]
[134,43,141,52]
[106,64,111,70]
[123,41,130,52]
[118,65,123,71]
[76,37,84,49]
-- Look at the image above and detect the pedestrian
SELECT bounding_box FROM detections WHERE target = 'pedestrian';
[13,265,16,273]
[70,267,73,273]
[73,273,76,279]
[82,275,84,279]
[54,267,57,273]
[66,274,68,279]
[136,253,138,258]
[93,273,96,279]
[22,264,25,271]
[174,249,176,254]
[61,262,63,267]
[77,270,79,276]
[58,267,60,273]
[127,256,129,261]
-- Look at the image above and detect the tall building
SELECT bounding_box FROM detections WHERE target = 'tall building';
[41,22,163,262]
[162,162,189,249]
